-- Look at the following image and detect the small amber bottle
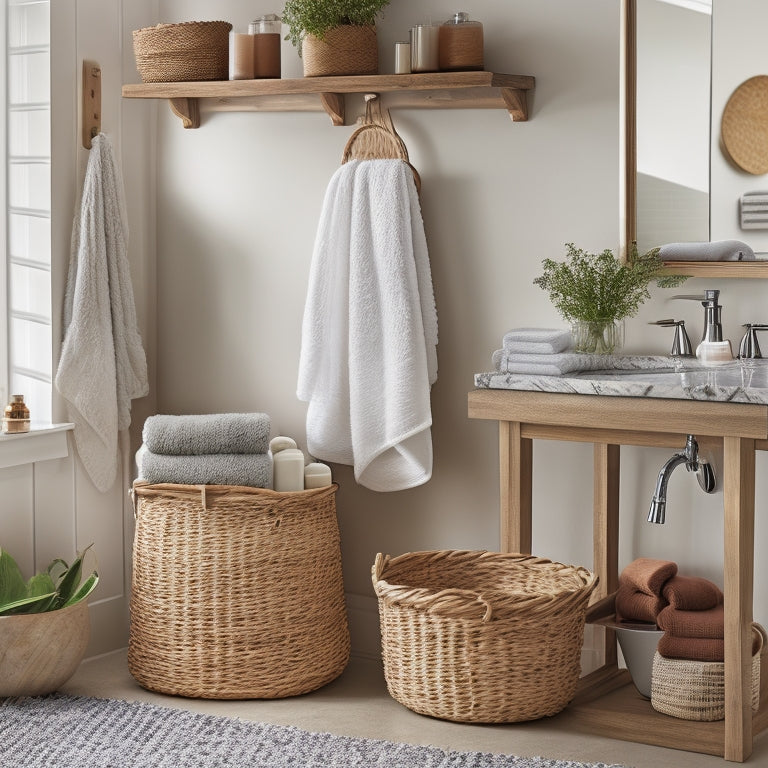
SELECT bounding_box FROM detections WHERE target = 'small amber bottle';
[3,394,30,434]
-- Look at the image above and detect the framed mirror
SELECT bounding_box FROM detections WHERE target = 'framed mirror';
[625,0,712,254]
[625,0,768,275]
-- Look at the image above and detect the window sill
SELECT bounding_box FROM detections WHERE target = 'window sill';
[0,423,73,469]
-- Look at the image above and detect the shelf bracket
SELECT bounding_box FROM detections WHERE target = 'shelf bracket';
[500,88,528,122]
[168,98,200,129]
[319,93,345,126]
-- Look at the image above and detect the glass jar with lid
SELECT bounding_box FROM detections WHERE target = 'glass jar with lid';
[438,12,484,71]
[249,14,281,78]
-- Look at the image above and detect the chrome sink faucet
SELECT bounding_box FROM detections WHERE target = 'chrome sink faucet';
[648,319,693,357]
[738,323,768,359]
[672,289,723,345]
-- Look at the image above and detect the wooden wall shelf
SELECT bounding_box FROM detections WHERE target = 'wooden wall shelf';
[663,261,768,279]
[121,71,535,128]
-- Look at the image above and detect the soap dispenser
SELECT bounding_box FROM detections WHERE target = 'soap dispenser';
[673,289,733,365]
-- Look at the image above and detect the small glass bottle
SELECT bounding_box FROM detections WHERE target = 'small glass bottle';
[410,24,440,73]
[249,14,282,79]
[3,394,30,434]
[438,12,484,71]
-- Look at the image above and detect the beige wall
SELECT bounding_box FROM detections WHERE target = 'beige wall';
[115,0,767,655]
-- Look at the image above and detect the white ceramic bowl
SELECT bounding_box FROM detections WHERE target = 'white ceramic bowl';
[616,625,664,698]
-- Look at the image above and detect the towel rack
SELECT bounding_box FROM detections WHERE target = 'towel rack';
[82,60,102,149]
[341,94,422,193]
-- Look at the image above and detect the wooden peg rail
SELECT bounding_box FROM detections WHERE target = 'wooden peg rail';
[121,71,535,128]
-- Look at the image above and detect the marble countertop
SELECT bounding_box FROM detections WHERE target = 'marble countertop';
[474,356,768,405]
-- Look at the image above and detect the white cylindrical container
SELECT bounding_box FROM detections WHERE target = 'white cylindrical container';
[304,462,333,489]
[410,24,439,73]
[395,42,411,74]
[270,435,297,455]
[273,448,305,492]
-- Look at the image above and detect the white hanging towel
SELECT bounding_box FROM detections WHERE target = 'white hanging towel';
[55,133,148,492]
[297,159,438,492]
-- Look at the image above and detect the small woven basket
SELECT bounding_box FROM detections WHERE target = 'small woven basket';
[133,21,232,83]
[651,623,765,721]
[128,481,350,699]
[302,25,378,77]
[372,550,598,723]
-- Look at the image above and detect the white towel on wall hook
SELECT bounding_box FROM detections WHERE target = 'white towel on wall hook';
[55,133,148,492]
[297,159,438,492]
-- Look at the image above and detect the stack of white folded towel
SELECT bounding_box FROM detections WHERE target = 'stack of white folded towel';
[492,327,617,376]
[136,413,272,488]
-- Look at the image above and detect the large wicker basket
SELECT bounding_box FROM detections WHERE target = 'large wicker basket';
[133,21,231,83]
[302,25,378,77]
[372,550,598,723]
[651,623,765,721]
[128,481,350,699]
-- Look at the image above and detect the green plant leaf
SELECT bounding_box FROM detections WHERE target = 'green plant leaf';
[52,545,92,610]
[0,591,58,616]
[0,548,28,610]
[62,571,99,607]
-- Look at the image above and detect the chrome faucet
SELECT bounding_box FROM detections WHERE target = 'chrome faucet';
[672,289,723,345]
[647,435,716,524]
[738,323,768,359]
[649,319,693,357]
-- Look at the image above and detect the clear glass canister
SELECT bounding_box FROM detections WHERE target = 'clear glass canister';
[438,11,484,71]
[249,14,281,78]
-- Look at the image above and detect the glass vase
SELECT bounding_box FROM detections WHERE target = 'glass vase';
[572,318,624,355]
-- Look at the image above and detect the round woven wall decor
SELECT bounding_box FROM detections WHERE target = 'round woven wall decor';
[721,75,768,175]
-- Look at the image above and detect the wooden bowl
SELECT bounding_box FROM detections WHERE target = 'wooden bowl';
[0,601,90,696]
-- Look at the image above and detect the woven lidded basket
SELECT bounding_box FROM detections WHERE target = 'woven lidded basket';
[132,21,232,83]
[372,550,598,723]
[128,481,350,699]
[302,25,378,77]
[651,623,765,721]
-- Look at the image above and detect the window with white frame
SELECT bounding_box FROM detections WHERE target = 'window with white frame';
[4,0,51,424]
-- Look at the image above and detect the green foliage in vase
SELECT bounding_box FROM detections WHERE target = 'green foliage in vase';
[533,242,688,324]
[282,0,390,54]
[0,545,98,616]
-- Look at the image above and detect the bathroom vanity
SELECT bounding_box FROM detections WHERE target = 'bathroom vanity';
[468,361,768,762]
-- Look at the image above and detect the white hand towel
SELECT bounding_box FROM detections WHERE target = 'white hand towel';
[298,159,438,491]
[55,133,148,492]
[502,327,572,354]
[493,349,675,376]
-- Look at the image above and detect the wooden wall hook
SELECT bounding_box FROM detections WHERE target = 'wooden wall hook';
[82,61,102,149]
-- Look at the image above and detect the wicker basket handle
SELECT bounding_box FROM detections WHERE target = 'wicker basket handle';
[753,622,767,656]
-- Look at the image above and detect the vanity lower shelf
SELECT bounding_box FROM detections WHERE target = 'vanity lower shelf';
[121,71,535,128]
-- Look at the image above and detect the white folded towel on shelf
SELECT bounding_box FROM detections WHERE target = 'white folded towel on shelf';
[658,240,755,261]
[297,159,438,492]
[55,133,148,492]
[493,349,609,376]
[502,328,572,354]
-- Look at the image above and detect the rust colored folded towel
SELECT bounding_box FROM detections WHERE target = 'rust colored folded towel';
[621,558,678,596]
[657,635,725,662]
[662,575,723,611]
[657,604,724,639]
[615,588,667,625]
[657,629,761,663]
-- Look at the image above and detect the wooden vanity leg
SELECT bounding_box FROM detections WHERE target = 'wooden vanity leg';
[723,436,755,763]
[594,443,620,666]
[499,420,532,554]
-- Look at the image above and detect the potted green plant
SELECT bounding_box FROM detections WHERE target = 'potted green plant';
[0,545,98,696]
[282,0,390,76]
[533,242,687,354]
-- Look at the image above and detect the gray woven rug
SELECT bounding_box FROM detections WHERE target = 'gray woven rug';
[0,695,627,768]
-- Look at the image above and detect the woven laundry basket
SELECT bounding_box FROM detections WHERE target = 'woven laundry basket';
[372,550,598,723]
[650,623,765,721]
[132,21,231,82]
[128,481,350,699]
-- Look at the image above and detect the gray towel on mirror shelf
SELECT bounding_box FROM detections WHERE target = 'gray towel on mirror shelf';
[136,444,272,488]
[658,240,755,261]
[142,412,271,455]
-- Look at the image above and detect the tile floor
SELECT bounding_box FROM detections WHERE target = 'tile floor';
[60,650,768,768]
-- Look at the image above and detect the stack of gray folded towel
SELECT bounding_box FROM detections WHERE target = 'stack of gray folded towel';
[136,412,272,487]
[492,327,592,376]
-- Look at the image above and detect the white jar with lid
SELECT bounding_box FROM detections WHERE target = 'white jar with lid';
[273,448,305,492]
